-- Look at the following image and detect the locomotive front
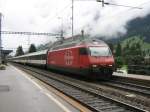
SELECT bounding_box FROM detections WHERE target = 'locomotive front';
[79,40,114,78]
[88,46,114,78]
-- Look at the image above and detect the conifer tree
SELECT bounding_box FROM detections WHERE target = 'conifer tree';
[28,44,36,53]
[15,46,24,56]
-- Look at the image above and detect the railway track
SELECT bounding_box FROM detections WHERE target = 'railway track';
[99,80,150,97]
[12,63,148,112]
[111,76,150,87]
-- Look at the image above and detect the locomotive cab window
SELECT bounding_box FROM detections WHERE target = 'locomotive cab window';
[89,47,112,57]
[79,48,89,55]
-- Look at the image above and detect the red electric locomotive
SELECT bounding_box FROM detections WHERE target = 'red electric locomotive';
[47,35,114,78]
[10,34,115,79]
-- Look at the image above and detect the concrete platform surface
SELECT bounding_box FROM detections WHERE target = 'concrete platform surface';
[0,65,80,112]
[113,72,150,81]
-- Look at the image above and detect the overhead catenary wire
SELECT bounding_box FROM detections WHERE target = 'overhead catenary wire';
[72,0,150,32]
[95,0,150,24]
[2,1,150,38]
[69,0,147,37]
[37,0,148,37]
[2,1,150,54]
[103,3,142,9]
[75,0,143,9]
[97,0,142,9]
[0,31,59,36]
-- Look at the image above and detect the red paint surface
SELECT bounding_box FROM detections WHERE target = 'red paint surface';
[48,47,80,68]
[47,45,114,69]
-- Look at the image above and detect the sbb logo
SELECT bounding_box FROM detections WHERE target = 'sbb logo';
[64,50,74,65]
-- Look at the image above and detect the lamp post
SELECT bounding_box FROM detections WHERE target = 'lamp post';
[0,13,2,64]
[72,0,74,38]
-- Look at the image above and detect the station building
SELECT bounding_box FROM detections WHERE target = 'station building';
[0,50,12,64]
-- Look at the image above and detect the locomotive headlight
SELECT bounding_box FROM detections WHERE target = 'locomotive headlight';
[108,65,112,66]
[92,65,97,67]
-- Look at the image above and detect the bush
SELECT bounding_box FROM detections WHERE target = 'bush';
[115,57,124,68]
[0,64,6,70]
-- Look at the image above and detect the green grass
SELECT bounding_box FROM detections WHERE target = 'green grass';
[120,65,128,71]
[116,65,128,74]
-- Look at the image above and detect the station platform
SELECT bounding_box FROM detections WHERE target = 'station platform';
[0,65,81,112]
[113,72,150,81]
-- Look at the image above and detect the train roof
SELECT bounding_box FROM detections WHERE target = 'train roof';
[12,49,48,59]
[51,35,108,50]
[11,35,108,59]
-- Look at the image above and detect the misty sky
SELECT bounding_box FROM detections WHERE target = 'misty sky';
[1,0,150,54]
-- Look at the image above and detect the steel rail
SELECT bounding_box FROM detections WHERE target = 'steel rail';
[12,63,148,112]
[100,80,150,97]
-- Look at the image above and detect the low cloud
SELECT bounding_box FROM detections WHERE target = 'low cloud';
[1,0,150,52]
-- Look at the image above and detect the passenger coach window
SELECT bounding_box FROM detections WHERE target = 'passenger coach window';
[79,48,89,55]
[42,54,46,60]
